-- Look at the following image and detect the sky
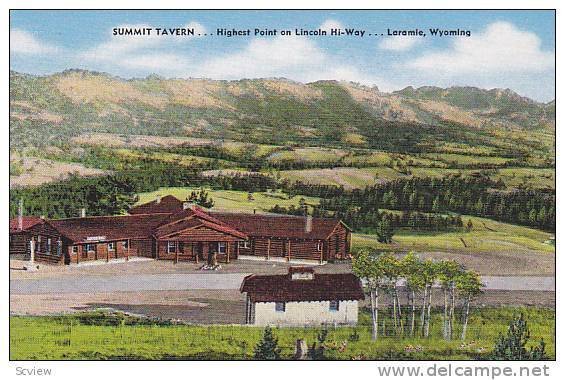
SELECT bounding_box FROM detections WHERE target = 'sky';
[9,10,556,102]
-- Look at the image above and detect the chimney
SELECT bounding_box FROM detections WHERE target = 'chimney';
[18,198,23,231]
[156,195,162,204]
[289,266,315,280]
[305,215,313,233]
[253,208,256,214]
[80,208,86,218]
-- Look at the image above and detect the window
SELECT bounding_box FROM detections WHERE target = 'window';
[239,240,250,249]
[47,238,52,253]
[329,300,340,312]
[167,241,177,254]
[122,240,128,249]
[82,244,91,259]
[108,242,115,251]
[72,245,78,254]
[218,242,226,254]
[317,242,323,252]
[275,302,286,312]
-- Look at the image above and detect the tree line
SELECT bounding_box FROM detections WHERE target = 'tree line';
[9,167,277,219]
[269,204,464,234]
[306,176,555,231]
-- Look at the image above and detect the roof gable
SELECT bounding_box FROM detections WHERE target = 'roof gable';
[129,195,183,215]
[154,207,247,240]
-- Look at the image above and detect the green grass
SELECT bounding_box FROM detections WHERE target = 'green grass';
[493,168,554,190]
[278,166,554,190]
[421,153,512,166]
[266,147,348,164]
[353,215,554,255]
[10,307,554,360]
[136,187,320,213]
[114,149,238,169]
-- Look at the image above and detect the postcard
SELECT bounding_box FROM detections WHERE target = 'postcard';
[5,4,558,378]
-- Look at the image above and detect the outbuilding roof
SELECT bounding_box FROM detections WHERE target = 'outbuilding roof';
[240,268,364,303]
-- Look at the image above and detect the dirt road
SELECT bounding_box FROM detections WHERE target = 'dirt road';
[11,271,554,295]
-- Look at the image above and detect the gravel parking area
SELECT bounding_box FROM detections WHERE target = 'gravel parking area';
[9,259,352,280]
[10,289,554,323]
[9,258,555,323]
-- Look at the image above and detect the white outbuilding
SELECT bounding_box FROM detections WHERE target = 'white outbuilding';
[240,267,365,327]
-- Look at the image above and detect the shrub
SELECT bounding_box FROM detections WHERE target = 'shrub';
[254,326,281,360]
[490,314,547,360]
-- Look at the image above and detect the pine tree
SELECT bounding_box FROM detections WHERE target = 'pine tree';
[491,314,547,360]
[254,326,281,360]
[376,219,394,243]
[432,196,441,213]
[475,198,484,216]
[529,208,538,226]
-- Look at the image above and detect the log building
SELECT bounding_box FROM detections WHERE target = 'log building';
[9,195,351,265]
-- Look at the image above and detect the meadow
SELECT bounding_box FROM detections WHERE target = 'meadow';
[352,214,554,255]
[9,307,554,360]
[137,186,321,213]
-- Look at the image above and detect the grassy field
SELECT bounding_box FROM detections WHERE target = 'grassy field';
[10,307,554,360]
[352,215,554,255]
[137,187,320,213]
[266,147,349,164]
[279,166,554,190]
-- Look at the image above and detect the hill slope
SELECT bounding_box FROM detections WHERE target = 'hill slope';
[9,70,555,158]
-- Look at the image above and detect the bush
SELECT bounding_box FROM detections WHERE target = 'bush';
[254,326,281,360]
[490,314,547,360]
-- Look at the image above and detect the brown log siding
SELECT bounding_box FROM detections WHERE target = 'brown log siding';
[67,239,133,263]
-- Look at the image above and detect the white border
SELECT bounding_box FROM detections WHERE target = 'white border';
[1,1,560,379]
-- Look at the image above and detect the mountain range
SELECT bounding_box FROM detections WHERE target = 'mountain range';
[10,69,555,157]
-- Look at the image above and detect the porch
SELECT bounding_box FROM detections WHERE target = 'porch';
[156,239,244,264]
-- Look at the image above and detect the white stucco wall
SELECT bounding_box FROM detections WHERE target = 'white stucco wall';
[252,300,358,327]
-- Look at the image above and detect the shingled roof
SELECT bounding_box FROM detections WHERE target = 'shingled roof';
[129,195,183,215]
[9,216,44,233]
[154,206,247,239]
[212,212,346,240]
[240,269,364,303]
[49,213,171,243]
[13,197,348,244]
